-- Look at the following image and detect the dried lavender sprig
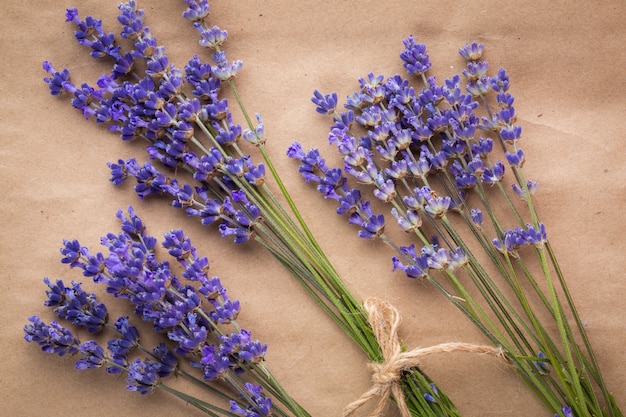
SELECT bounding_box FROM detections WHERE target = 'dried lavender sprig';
[63,206,306,417]
[296,39,623,417]
[52,261,265,416]
[24,316,234,417]
[27,205,310,417]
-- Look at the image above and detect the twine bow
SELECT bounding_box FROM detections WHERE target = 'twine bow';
[343,297,507,417]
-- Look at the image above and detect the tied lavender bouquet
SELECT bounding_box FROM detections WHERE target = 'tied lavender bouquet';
[25,207,306,417]
[288,38,623,417]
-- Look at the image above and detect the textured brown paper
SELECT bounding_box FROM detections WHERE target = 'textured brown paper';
[2,1,625,416]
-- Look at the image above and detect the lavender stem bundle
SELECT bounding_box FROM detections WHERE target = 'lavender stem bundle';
[289,39,623,417]
[25,207,306,417]
[38,1,467,416]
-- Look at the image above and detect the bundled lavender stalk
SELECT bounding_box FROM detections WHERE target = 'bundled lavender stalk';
[41,1,465,416]
[289,39,623,416]
[25,207,306,417]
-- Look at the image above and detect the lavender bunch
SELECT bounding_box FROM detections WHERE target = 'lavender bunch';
[41,1,464,416]
[289,39,623,416]
[25,207,306,417]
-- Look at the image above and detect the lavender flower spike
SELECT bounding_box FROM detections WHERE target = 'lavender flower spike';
[182,0,210,22]
[42,61,72,96]
[24,316,79,357]
[211,51,243,81]
[75,340,107,370]
[458,41,484,61]
[311,90,339,115]
[197,24,228,49]
[400,35,432,76]
[126,358,160,395]
[230,383,272,417]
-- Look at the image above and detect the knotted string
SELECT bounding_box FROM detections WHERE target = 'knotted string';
[343,297,508,417]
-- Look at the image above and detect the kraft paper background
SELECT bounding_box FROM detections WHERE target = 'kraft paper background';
[2,1,625,416]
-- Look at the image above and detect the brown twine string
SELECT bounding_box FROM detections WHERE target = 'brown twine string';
[343,297,509,417]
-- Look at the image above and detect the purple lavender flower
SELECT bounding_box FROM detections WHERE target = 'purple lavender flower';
[391,244,429,279]
[116,206,144,237]
[230,383,273,417]
[500,125,523,142]
[151,343,179,377]
[491,68,510,92]
[230,382,272,417]
[196,345,231,380]
[196,24,228,49]
[211,51,243,81]
[42,61,72,96]
[471,137,494,156]
[311,90,339,115]
[166,181,196,209]
[188,190,224,225]
[209,298,241,323]
[108,316,140,357]
[168,312,208,356]
[219,329,267,365]
[448,247,470,270]
[185,55,221,99]
[242,114,266,146]
[75,340,107,370]
[463,61,489,81]
[391,207,421,233]
[243,158,266,186]
[526,223,547,246]
[60,239,85,267]
[498,107,516,125]
[66,8,118,58]
[348,201,386,239]
[492,223,547,255]
[162,228,198,263]
[182,0,211,22]
[213,116,243,146]
[336,188,363,215]
[466,76,491,97]
[533,351,551,375]
[384,159,408,180]
[423,194,452,218]
[451,161,477,190]
[470,208,483,228]
[372,174,397,202]
[400,36,432,76]
[492,228,526,254]
[404,151,431,179]
[481,161,505,185]
[458,41,484,61]
[113,159,170,199]
[65,7,138,80]
[286,143,325,180]
[146,47,171,78]
[425,247,450,270]
[43,278,108,333]
[217,193,260,244]
[198,277,224,300]
[505,148,525,167]
[24,316,79,356]
[511,184,524,198]
[126,358,160,395]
